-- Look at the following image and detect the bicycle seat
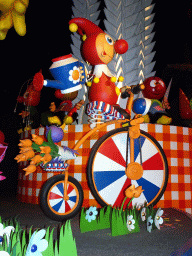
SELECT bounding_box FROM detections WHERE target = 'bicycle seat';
[113,105,130,119]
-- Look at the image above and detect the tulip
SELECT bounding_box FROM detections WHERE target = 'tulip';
[18,139,32,147]
[19,146,33,153]
[40,146,51,154]
[32,134,44,145]
[23,164,36,176]
[30,155,42,165]
[23,150,35,160]
[15,154,27,162]
[40,153,52,165]
[125,185,144,198]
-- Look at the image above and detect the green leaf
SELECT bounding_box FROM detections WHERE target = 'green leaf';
[47,130,59,153]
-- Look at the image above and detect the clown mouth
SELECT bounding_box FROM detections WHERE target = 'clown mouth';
[101,51,113,59]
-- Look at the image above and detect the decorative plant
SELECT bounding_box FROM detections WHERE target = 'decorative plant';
[15,127,79,175]
[80,184,164,237]
[0,217,77,256]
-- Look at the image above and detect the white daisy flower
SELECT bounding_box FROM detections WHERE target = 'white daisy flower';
[0,223,15,246]
[26,229,48,256]
[154,208,164,229]
[0,252,10,256]
[85,206,98,222]
[69,66,80,84]
[147,216,153,233]
[127,215,135,232]
[141,207,146,221]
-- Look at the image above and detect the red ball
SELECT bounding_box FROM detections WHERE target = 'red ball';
[143,77,166,100]
[114,39,128,54]
[54,89,64,99]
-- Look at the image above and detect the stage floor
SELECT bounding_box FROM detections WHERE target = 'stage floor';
[0,196,192,256]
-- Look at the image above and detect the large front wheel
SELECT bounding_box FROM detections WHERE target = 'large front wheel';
[40,175,83,221]
[87,128,168,209]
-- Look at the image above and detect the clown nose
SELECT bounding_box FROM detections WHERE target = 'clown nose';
[114,39,128,54]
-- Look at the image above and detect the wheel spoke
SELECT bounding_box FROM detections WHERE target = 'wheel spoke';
[98,137,126,166]
[137,177,160,203]
[99,175,128,206]
[94,171,126,191]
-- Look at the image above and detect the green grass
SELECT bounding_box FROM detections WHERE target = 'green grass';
[80,205,112,233]
[0,217,77,256]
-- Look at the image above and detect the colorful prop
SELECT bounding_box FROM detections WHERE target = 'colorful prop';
[80,185,163,237]
[33,55,86,94]
[69,17,128,124]
[0,0,29,40]
[142,77,172,125]
[0,131,8,174]
[0,217,77,256]
[179,88,192,120]
[15,126,78,175]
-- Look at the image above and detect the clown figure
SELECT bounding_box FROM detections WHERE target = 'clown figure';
[142,77,172,125]
[69,18,128,124]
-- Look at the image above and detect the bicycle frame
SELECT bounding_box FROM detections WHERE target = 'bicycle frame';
[61,84,145,201]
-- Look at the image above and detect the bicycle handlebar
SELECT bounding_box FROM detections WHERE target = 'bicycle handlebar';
[120,83,145,99]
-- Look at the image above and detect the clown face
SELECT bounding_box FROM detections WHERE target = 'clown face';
[143,77,166,99]
[96,33,115,64]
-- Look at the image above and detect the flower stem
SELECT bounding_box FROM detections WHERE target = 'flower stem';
[120,197,135,211]
[127,197,134,209]
[120,197,128,211]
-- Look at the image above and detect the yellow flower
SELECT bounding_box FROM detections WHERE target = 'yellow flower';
[125,185,144,198]
[23,164,36,176]
[32,134,44,145]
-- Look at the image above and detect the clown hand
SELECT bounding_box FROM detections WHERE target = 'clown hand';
[0,0,29,40]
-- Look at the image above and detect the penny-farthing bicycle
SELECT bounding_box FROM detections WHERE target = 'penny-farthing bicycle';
[40,84,169,221]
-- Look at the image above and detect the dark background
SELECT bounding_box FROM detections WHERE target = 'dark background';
[0,0,192,196]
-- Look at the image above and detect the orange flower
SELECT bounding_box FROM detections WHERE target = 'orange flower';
[18,139,32,147]
[32,134,44,145]
[22,150,35,160]
[134,186,144,198]
[23,164,36,176]
[40,146,51,154]
[30,155,42,165]
[19,146,33,153]
[14,154,27,162]
[125,185,144,198]
[40,153,52,164]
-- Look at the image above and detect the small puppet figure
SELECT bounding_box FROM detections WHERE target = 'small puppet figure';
[142,77,172,125]
[16,74,42,133]
[68,17,129,123]
[40,91,84,127]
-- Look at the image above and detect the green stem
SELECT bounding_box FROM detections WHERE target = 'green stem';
[120,197,135,211]
[120,197,128,211]
[127,197,134,209]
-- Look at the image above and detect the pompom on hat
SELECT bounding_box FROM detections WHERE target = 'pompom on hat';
[69,17,128,65]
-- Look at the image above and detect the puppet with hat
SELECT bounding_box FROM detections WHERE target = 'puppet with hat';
[69,17,129,123]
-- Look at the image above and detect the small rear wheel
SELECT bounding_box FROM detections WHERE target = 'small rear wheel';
[40,174,83,221]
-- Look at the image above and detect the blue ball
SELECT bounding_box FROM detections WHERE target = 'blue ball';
[133,98,151,115]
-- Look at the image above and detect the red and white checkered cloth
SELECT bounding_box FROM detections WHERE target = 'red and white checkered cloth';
[17,124,192,214]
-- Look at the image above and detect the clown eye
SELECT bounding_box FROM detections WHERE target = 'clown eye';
[105,35,114,45]
[150,80,156,87]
